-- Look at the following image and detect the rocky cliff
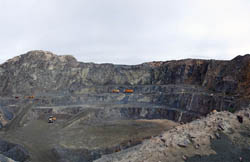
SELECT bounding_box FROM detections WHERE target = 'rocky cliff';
[0,51,249,111]
[0,50,249,123]
[0,50,151,95]
[0,50,249,97]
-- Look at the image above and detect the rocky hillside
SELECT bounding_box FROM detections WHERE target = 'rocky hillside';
[95,108,250,162]
[0,50,250,97]
[0,50,249,124]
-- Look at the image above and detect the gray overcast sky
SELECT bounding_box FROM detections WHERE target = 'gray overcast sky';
[0,0,250,64]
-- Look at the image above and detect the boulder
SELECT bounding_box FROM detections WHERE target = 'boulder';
[0,154,17,162]
[0,139,29,162]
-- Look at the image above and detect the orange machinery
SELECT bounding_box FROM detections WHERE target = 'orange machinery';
[28,96,34,99]
[124,89,134,93]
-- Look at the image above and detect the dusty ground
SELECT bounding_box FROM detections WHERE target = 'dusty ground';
[0,102,178,162]
[59,119,177,150]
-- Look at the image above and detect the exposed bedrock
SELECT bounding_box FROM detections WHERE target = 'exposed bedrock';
[0,50,250,97]
[94,108,250,162]
[20,89,235,123]
[0,138,30,162]
[0,50,249,125]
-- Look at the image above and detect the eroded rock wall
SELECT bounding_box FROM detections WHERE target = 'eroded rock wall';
[1,50,250,97]
[0,50,250,121]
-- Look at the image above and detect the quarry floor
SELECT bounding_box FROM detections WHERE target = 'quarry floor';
[0,113,177,162]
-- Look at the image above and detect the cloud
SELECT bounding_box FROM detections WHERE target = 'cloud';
[0,0,250,64]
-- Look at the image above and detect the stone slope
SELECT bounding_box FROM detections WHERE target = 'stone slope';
[0,50,250,97]
[0,138,29,162]
[0,154,18,162]
[95,108,250,162]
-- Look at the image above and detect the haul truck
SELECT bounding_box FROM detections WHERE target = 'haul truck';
[48,116,57,123]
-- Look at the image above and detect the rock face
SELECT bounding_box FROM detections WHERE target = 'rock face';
[0,50,249,96]
[0,154,18,162]
[0,50,152,95]
[0,50,250,123]
[0,138,29,162]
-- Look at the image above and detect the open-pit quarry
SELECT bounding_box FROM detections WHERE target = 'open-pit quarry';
[0,50,250,162]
